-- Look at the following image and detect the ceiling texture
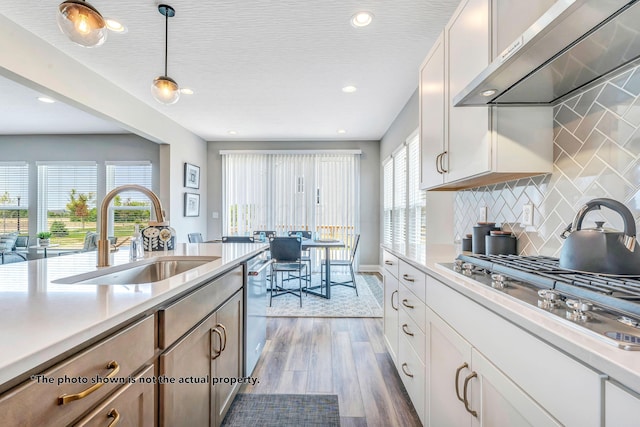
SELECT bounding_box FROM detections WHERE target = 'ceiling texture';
[0,0,459,141]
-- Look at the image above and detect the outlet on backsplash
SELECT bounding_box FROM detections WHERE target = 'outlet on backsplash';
[479,206,488,222]
[522,204,534,226]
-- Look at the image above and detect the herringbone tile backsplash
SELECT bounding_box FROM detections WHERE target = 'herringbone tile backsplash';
[454,65,640,257]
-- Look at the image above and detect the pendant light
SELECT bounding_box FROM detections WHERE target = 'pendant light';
[151,4,180,105]
[57,0,107,48]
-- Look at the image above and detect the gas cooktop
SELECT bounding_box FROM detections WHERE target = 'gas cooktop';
[441,254,640,351]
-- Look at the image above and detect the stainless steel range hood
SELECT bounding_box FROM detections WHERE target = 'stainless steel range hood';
[454,0,640,106]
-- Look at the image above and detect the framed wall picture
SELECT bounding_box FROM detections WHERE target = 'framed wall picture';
[184,192,200,217]
[184,163,200,189]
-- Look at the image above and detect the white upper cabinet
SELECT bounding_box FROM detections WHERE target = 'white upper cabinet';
[419,34,446,189]
[420,0,555,191]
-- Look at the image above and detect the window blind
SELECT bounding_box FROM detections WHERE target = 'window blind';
[383,158,393,246]
[106,162,153,236]
[392,146,407,252]
[407,134,426,260]
[222,151,359,262]
[0,162,29,234]
[38,162,97,247]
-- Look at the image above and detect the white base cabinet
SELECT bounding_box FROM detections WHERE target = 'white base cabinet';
[605,381,640,427]
[383,251,400,364]
[429,308,560,427]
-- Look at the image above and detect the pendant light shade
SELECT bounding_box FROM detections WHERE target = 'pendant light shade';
[57,0,107,48]
[152,76,180,105]
[151,4,180,105]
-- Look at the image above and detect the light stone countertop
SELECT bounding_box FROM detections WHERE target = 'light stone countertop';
[0,242,268,391]
[383,244,640,394]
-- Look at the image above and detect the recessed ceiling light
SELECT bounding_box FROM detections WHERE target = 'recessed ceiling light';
[337,129,347,134]
[351,11,373,28]
[342,85,357,93]
[180,88,194,95]
[481,89,497,97]
[228,130,238,135]
[105,18,127,33]
[37,96,55,103]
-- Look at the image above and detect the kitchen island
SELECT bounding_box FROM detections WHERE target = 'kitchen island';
[0,242,267,426]
[383,244,640,426]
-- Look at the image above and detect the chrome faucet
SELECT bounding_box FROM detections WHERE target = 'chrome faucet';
[97,184,167,267]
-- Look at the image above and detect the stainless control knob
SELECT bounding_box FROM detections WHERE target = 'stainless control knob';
[566,299,593,322]
[537,289,561,309]
[462,262,474,275]
[566,299,593,312]
[491,274,507,289]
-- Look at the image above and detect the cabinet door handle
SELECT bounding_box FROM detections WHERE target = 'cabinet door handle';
[58,360,120,405]
[384,260,394,265]
[435,153,443,174]
[401,299,414,309]
[107,408,121,427]
[401,323,414,336]
[440,151,448,173]
[211,328,223,360]
[401,363,414,378]
[454,362,469,402]
[217,323,228,353]
[391,290,398,311]
[463,371,478,418]
[402,274,415,282]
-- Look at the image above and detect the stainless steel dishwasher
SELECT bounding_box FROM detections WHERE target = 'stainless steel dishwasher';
[245,253,270,376]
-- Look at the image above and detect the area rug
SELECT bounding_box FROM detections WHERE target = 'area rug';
[266,273,383,318]
[221,394,340,427]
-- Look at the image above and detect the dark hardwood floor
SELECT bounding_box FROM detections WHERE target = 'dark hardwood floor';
[240,317,422,427]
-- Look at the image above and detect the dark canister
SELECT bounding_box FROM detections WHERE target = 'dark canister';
[472,222,497,254]
[461,234,472,252]
[485,230,517,255]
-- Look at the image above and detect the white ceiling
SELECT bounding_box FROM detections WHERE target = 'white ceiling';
[0,0,459,141]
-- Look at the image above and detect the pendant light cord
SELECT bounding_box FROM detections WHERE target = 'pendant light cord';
[164,10,169,77]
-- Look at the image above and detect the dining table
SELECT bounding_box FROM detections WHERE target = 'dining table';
[301,238,344,299]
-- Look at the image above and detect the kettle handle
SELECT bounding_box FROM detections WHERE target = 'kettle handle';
[571,199,636,248]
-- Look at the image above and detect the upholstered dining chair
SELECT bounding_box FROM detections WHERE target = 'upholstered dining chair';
[188,232,204,243]
[222,236,255,243]
[269,236,307,307]
[252,230,277,242]
[321,234,360,295]
[287,230,312,281]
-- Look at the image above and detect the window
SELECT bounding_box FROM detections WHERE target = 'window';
[406,133,426,260]
[106,162,153,239]
[0,162,29,235]
[383,159,393,247]
[222,150,360,261]
[38,162,97,248]
[383,130,426,259]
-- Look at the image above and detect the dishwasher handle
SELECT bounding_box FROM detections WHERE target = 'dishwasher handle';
[248,259,273,276]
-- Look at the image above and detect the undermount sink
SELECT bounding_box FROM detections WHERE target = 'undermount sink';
[53,256,220,285]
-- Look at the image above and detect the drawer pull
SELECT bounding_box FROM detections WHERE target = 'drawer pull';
[211,328,223,360]
[401,299,414,309]
[463,371,478,418]
[217,323,228,353]
[401,363,414,378]
[454,362,469,402]
[107,408,121,427]
[391,290,398,311]
[384,260,394,265]
[401,323,414,336]
[58,360,120,405]
[402,274,415,282]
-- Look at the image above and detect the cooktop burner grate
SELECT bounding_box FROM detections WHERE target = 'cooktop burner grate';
[457,254,640,317]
